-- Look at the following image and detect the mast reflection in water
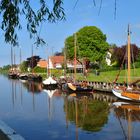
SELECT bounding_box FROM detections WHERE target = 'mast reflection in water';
[113,102,140,140]
[0,75,140,140]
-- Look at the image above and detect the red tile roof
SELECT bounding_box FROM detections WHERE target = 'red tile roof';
[37,60,48,68]
[50,56,64,67]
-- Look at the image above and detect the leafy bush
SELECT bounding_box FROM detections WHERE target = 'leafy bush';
[20,61,28,72]
[134,61,140,68]
[33,66,46,73]
[50,69,63,77]
[33,66,64,77]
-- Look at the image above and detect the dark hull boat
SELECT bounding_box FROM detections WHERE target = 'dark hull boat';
[42,83,58,90]
[62,82,93,93]
[8,73,18,79]
[19,74,28,80]
[28,74,42,82]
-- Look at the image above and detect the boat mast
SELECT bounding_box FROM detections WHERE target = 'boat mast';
[64,42,67,78]
[48,56,50,77]
[74,33,77,83]
[127,24,131,84]
[128,110,132,140]
[31,45,34,74]
[13,48,16,72]
[11,46,13,71]
[75,98,79,140]
[19,46,22,66]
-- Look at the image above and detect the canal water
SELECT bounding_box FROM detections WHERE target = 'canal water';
[0,74,140,140]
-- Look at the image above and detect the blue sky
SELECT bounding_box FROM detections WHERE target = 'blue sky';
[1,0,140,66]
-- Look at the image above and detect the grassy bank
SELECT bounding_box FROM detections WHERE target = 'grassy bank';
[1,67,140,84]
[77,68,140,83]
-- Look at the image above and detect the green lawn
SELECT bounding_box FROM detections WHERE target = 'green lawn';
[2,67,139,84]
[76,68,140,83]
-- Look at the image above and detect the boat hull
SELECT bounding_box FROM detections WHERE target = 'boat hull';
[42,83,58,90]
[112,88,132,101]
[42,77,58,90]
[28,74,42,82]
[8,73,18,79]
[62,83,93,93]
[112,87,140,102]
[19,74,28,80]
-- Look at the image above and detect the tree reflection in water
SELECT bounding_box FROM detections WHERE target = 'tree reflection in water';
[64,94,109,132]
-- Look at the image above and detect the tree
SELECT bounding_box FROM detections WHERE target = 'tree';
[26,55,41,69]
[2,65,11,70]
[65,26,109,68]
[111,46,125,66]
[54,51,63,56]
[112,44,139,67]
[0,0,65,46]
[20,61,28,72]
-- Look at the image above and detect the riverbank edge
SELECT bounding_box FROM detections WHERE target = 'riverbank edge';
[0,120,25,140]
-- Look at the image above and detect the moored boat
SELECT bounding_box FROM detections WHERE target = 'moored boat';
[62,33,93,94]
[19,73,28,80]
[42,76,58,90]
[112,25,140,102]
[8,72,18,79]
[62,82,93,93]
[28,74,42,82]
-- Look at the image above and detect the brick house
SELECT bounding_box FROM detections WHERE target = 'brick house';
[37,56,64,69]
[37,56,83,71]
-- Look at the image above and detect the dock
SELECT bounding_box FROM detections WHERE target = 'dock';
[57,78,124,93]
[77,80,128,93]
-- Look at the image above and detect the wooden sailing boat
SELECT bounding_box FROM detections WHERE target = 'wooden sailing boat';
[27,45,42,82]
[112,25,140,101]
[8,46,18,79]
[42,52,58,90]
[65,33,93,93]
[18,46,29,80]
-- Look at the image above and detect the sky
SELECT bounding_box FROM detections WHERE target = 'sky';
[1,0,140,67]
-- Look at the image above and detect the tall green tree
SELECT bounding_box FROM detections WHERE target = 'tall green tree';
[20,61,28,72]
[65,26,109,67]
[2,65,11,70]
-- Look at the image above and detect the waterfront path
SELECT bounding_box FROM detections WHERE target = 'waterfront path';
[0,120,25,140]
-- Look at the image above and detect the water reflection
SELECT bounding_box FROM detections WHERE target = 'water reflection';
[22,81,43,94]
[9,79,44,112]
[112,102,140,140]
[10,79,24,106]
[9,79,19,108]
[1,75,140,140]
[64,94,109,132]
[43,89,60,121]
[20,81,23,105]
